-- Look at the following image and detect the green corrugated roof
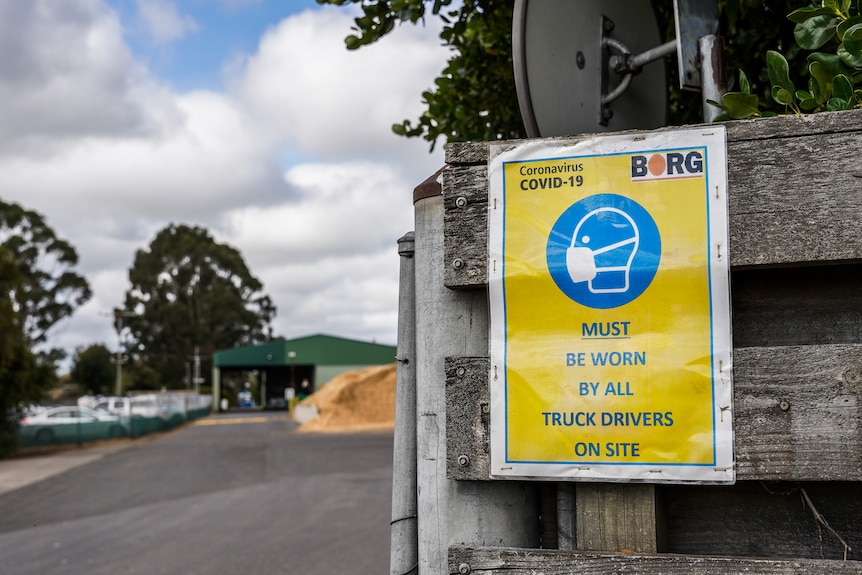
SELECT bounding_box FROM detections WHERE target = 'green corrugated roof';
[213,334,396,368]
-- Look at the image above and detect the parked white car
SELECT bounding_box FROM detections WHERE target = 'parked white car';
[19,406,125,444]
[92,396,131,415]
[87,395,164,419]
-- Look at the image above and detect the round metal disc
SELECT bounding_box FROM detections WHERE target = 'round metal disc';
[513,0,667,138]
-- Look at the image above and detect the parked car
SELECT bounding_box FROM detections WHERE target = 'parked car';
[19,406,126,444]
[89,395,164,419]
[92,397,131,415]
[128,396,162,418]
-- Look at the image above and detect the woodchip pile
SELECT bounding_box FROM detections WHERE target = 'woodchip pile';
[296,363,396,432]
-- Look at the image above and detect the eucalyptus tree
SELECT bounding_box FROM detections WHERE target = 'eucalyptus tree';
[0,199,91,355]
[0,199,89,453]
[122,224,276,390]
[0,247,48,456]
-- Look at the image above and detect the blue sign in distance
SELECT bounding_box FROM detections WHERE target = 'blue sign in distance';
[547,194,661,309]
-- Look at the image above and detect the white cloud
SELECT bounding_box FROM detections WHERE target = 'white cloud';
[259,248,402,344]
[0,90,288,275]
[135,0,199,45]
[223,160,415,345]
[233,7,446,167]
[226,162,413,265]
[0,0,158,152]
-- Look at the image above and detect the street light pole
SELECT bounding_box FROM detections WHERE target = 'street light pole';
[114,347,123,396]
[288,351,296,388]
[286,350,297,411]
[112,309,137,396]
[193,346,202,395]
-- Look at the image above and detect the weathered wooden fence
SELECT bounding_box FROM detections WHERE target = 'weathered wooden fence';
[395,108,862,575]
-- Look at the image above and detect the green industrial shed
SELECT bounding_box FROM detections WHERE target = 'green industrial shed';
[212,334,396,410]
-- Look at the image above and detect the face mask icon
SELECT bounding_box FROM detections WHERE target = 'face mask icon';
[566,207,640,294]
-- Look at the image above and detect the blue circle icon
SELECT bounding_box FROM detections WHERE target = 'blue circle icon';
[547,194,661,309]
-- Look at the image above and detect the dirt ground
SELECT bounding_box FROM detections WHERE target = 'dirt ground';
[296,363,396,432]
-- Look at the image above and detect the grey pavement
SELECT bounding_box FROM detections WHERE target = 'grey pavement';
[0,411,394,574]
[0,440,135,497]
[0,411,276,496]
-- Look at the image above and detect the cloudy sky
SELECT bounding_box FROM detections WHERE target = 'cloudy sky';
[0,0,450,371]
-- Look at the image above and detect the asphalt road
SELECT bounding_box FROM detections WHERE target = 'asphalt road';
[0,412,395,575]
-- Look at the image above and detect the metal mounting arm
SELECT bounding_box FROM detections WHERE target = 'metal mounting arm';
[602,38,678,105]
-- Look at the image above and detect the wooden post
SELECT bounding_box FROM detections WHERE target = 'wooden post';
[576,484,662,553]
[414,172,539,574]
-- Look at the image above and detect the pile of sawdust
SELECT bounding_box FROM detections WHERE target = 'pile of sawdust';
[296,363,396,432]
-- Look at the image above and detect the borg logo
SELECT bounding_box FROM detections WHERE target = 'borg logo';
[631,150,704,181]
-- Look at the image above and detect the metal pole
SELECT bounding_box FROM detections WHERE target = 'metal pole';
[193,346,201,395]
[211,366,221,413]
[112,309,137,396]
[391,232,417,575]
[413,170,539,574]
[700,34,727,122]
[114,314,124,396]
[288,351,296,389]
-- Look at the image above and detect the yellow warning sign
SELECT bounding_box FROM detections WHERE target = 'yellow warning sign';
[488,128,734,483]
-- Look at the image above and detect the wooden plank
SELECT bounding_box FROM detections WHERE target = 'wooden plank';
[727,130,862,268]
[445,357,491,479]
[575,483,661,553]
[449,545,862,574]
[731,265,862,347]
[442,113,862,289]
[442,168,490,289]
[662,481,862,559]
[444,108,862,165]
[734,344,862,480]
[446,344,862,482]
[441,164,486,289]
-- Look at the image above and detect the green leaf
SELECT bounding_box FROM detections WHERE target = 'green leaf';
[705,98,727,111]
[845,22,862,41]
[799,96,820,110]
[809,60,834,103]
[767,50,796,102]
[823,0,852,16]
[794,15,840,50]
[345,35,362,50]
[840,23,862,65]
[838,41,862,67]
[721,92,761,118]
[832,73,855,101]
[739,69,751,94]
[772,86,796,106]
[837,16,862,40]
[808,51,853,75]
[787,6,841,23]
[827,96,850,110]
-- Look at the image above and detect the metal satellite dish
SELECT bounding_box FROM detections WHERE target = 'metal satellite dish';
[513,0,721,138]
